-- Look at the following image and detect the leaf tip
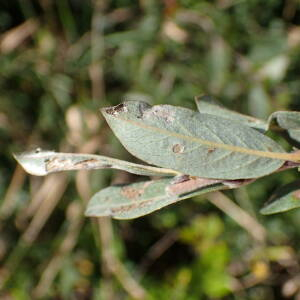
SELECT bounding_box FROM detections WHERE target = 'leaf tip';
[13,150,53,176]
[85,197,112,218]
[84,208,94,217]
[84,206,111,218]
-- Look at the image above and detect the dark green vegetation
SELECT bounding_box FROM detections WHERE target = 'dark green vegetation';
[2,0,300,299]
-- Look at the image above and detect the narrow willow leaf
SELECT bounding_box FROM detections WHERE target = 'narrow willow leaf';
[260,180,300,215]
[269,111,300,143]
[85,176,231,219]
[101,101,287,180]
[195,95,268,132]
[13,150,179,177]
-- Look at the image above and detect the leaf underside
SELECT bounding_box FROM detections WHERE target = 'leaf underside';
[13,151,179,177]
[102,101,285,180]
[85,177,229,219]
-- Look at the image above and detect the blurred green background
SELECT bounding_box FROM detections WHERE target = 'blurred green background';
[1,0,300,299]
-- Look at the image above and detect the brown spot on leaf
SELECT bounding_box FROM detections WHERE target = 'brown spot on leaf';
[110,199,154,214]
[105,103,127,116]
[142,105,175,123]
[46,157,74,172]
[137,102,152,118]
[207,147,216,154]
[120,182,152,202]
[73,158,105,169]
[121,187,143,200]
[46,157,107,172]
[74,158,97,166]
[172,144,184,154]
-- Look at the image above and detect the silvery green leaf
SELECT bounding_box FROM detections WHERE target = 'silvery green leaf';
[260,180,300,215]
[85,176,230,219]
[269,111,300,143]
[101,101,287,180]
[13,150,179,177]
[195,95,268,132]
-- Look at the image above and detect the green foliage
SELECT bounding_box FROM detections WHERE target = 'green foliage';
[180,215,232,298]
[2,0,300,299]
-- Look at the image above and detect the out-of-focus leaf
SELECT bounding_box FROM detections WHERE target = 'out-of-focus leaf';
[249,29,287,65]
[195,95,268,132]
[200,244,232,297]
[248,84,272,119]
[269,111,300,143]
[260,180,300,215]
[208,36,231,93]
[49,74,73,109]
[85,176,231,219]
[265,246,294,261]
[13,150,179,177]
[258,55,289,82]
[101,101,286,180]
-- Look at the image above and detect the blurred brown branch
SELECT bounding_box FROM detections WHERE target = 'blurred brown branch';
[0,19,38,53]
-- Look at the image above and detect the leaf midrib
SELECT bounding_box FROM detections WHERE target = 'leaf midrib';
[114,116,292,161]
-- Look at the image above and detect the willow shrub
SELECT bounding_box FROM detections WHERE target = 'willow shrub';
[15,96,300,219]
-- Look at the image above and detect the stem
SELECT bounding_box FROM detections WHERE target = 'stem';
[207,191,266,242]
[285,150,300,162]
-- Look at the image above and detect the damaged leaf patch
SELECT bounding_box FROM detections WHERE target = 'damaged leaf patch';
[14,151,179,177]
[85,177,234,219]
[142,105,175,123]
[105,103,128,116]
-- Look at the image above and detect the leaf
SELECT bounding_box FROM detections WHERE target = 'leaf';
[85,176,230,219]
[269,111,300,143]
[13,150,179,177]
[101,101,287,180]
[260,180,300,215]
[195,95,268,132]
[207,36,231,94]
[248,84,272,119]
